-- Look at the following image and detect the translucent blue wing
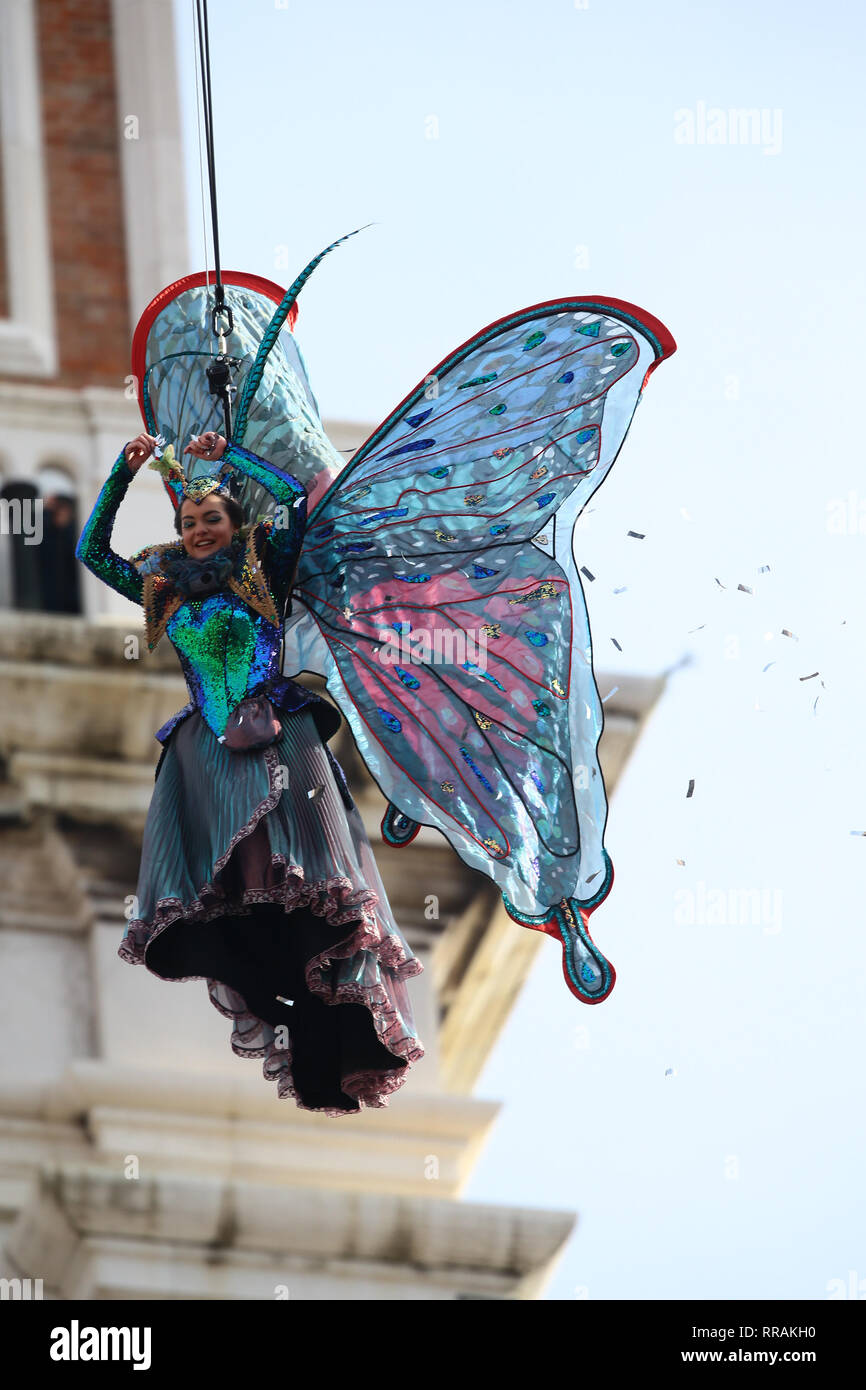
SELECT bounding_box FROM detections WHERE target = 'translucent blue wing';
[285,297,676,1003]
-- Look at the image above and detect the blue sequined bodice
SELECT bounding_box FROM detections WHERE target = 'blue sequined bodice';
[75,441,311,744]
[166,590,283,739]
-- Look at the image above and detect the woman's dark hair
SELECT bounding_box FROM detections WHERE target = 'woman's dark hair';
[174,492,245,536]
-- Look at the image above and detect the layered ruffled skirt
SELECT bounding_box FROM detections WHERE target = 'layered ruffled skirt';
[120,707,425,1116]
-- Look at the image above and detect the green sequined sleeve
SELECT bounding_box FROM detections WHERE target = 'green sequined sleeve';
[75,448,144,605]
[221,443,307,514]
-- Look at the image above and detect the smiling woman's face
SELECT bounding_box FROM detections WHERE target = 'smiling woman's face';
[178,496,235,557]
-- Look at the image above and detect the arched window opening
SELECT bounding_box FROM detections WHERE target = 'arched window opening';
[0,481,42,610]
[0,467,82,614]
[36,466,82,614]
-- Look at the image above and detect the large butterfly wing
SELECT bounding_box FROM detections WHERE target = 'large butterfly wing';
[286,297,676,1001]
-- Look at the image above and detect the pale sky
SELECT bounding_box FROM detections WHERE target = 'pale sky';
[172,0,865,1299]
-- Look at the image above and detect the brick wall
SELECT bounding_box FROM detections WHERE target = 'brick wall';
[1,0,131,388]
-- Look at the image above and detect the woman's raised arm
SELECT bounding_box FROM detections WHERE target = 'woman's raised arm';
[75,441,148,605]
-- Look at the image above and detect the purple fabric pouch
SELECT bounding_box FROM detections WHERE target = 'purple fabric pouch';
[220,694,282,751]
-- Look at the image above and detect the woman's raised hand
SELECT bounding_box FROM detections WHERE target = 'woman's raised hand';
[185,431,227,460]
[124,433,159,472]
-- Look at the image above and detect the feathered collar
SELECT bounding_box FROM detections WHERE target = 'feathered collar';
[130,520,281,652]
[157,543,236,596]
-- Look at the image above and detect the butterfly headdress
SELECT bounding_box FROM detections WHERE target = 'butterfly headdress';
[147,441,233,510]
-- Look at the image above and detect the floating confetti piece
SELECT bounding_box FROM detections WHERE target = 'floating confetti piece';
[627,530,645,539]
[611,637,622,651]
[687,624,706,633]
[737,584,753,594]
[307,786,325,799]
[782,629,798,640]
[601,686,619,704]
[849,830,866,837]
[762,661,776,672]
[613,586,628,595]
[759,564,771,573]
[799,672,819,682]
[686,779,695,798]
[275,995,294,1006]
[676,858,685,866]
[714,578,726,589]
[580,566,595,581]
[665,1067,677,1077]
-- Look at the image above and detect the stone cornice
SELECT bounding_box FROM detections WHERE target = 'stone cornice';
[0,382,140,437]
[5,1159,575,1299]
[0,1059,503,1201]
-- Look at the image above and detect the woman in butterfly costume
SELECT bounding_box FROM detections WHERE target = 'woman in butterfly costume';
[76,230,675,1115]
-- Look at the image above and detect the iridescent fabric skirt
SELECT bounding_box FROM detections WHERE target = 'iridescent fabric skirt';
[120,707,425,1116]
